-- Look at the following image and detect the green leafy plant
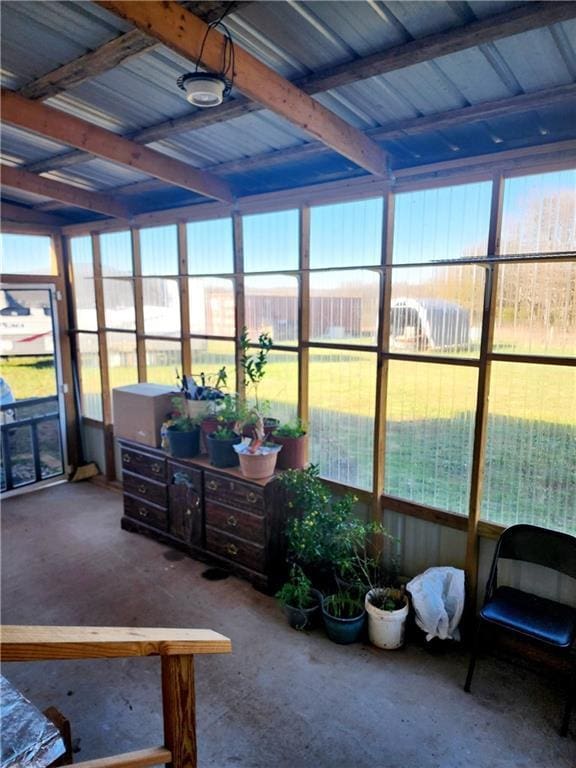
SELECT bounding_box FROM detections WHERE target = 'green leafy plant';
[211,424,237,441]
[239,326,273,412]
[275,565,315,609]
[273,418,306,438]
[323,590,364,620]
[169,396,201,432]
[367,587,406,612]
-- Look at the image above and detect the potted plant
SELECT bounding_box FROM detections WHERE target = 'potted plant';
[272,418,308,470]
[177,367,228,421]
[206,424,241,468]
[201,393,244,452]
[239,327,279,438]
[276,565,321,631]
[165,397,201,459]
[365,586,409,650]
[233,414,282,479]
[321,589,366,644]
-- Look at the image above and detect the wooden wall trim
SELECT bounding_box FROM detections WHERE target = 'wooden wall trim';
[178,223,191,376]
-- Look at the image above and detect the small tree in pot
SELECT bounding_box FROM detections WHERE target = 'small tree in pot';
[276,565,321,631]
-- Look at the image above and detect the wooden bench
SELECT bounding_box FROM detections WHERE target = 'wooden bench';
[1,626,232,768]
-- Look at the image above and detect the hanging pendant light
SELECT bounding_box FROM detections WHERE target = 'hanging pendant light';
[176,13,235,109]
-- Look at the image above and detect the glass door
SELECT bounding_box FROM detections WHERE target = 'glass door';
[0,285,67,493]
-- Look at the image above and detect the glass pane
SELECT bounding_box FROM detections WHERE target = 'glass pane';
[310,270,379,345]
[250,349,298,425]
[501,169,576,255]
[190,339,236,394]
[393,182,492,264]
[77,332,102,420]
[189,277,235,337]
[245,275,298,345]
[243,209,299,272]
[100,231,132,276]
[390,264,484,357]
[0,289,55,364]
[309,349,376,490]
[140,225,178,275]
[107,332,138,392]
[385,361,477,514]
[103,279,135,330]
[142,277,180,336]
[146,339,182,386]
[482,363,576,535]
[70,236,97,330]
[0,234,54,275]
[310,197,383,268]
[6,425,34,487]
[494,261,576,357]
[187,218,233,274]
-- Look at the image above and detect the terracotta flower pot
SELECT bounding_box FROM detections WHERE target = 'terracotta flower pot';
[234,443,282,479]
[272,433,308,470]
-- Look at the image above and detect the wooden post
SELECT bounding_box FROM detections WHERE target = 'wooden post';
[131,228,147,382]
[232,213,246,399]
[465,175,504,615]
[161,655,197,768]
[178,223,191,375]
[298,206,310,460]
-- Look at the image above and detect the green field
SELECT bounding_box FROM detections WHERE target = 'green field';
[2,352,574,534]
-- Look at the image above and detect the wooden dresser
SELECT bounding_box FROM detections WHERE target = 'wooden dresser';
[119,440,286,591]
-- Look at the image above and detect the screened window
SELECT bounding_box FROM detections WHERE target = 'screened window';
[187,218,233,274]
[251,349,298,425]
[77,332,102,420]
[146,339,182,385]
[190,339,236,393]
[310,198,383,268]
[189,277,235,337]
[482,363,576,535]
[142,277,180,336]
[107,332,138,392]
[100,231,132,276]
[310,269,379,345]
[0,234,54,275]
[70,236,97,331]
[140,225,178,275]
[243,209,299,272]
[393,182,492,264]
[245,274,298,345]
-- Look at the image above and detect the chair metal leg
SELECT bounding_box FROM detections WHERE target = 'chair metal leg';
[560,661,575,737]
[464,621,482,693]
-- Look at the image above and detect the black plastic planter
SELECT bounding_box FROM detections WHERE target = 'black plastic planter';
[206,432,241,468]
[166,427,200,459]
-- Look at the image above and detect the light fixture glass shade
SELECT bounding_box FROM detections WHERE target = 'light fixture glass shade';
[184,76,226,108]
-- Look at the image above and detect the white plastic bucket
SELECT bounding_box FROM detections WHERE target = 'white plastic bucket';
[365,589,409,649]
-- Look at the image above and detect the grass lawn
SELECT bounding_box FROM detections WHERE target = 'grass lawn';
[3,352,574,534]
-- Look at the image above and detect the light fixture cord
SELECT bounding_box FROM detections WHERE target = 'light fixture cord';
[194,4,236,92]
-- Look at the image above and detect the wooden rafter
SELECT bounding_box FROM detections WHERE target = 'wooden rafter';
[1,89,234,203]
[18,2,247,102]
[96,0,389,177]
[0,200,68,226]
[1,165,131,219]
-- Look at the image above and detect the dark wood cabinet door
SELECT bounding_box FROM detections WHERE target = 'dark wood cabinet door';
[168,467,203,547]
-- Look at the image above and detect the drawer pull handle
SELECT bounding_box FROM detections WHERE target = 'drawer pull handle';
[139,508,148,518]
[151,463,162,474]
[227,515,238,528]
[123,454,131,464]
[186,508,192,517]
[246,492,258,504]
[137,484,147,495]
[207,480,218,491]
[226,543,238,557]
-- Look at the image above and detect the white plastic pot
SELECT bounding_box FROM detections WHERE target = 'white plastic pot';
[365,589,409,650]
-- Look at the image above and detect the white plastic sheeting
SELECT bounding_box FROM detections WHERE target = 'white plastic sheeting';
[407,566,465,641]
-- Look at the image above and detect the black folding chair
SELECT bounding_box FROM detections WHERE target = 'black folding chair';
[464,523,576,736]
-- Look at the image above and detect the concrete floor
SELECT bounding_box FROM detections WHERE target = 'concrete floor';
[1,482,574,768]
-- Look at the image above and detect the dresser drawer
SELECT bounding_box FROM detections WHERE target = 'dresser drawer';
[204,472,264,513]
[205,501,265,546]
[121,447,165,481]
[123,471,167,508]
[205,527,265,572]
[124,495,168,531]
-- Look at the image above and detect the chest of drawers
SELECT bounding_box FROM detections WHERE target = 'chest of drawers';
[119,440,285,591]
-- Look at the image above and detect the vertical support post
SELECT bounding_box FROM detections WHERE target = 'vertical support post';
[232,212,246,400]
[372,191,394,553]
[131,228,147,382]
[178,223,191,376]
[298,206,310,460]
[161,655,197,768]
[92,233,115,481]
[465,175,504,614]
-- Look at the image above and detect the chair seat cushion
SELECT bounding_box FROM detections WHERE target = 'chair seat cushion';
[481,586,576,648]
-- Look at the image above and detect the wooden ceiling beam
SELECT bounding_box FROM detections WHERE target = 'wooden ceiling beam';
[0,200,68,226]
[1,165,131,219]
[1,89,234,203]
[18,2,246,102]
[96,0,389,177]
